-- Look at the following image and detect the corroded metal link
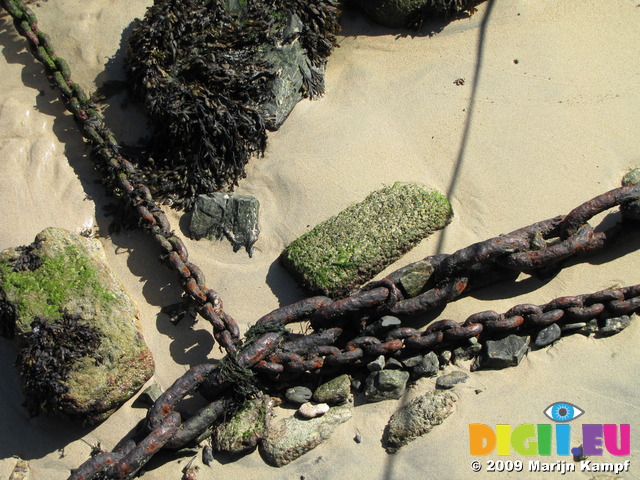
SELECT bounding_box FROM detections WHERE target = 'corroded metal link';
[68,451,126,480]
[425,319,459,333]
[310,288,389,330]
[257,296,334,326]
[1,0,242,353]
[147,363,216,430]
[582,290,624,304]
[111,412,181,480]
[544,296,583,311]
[279,328,343,354]
[346,336,381,350]
[483,315,524,332]
[391,277,468,316]
[608,297,640,315]
[463,310,501,326]
[404,331,444,349]
[237,332,283,367]
[198,303,226,331]
[506,304,542,318]
[435,235,530,282]
[566,304,605,320]
[444,323,483,341]
[558,184,640,238]
[323,348,363,367]
[364,339,403,356]
[386,327,420,340]
[253,360,285,374]
[500,225,600,272]
[526,309,565,326]
[164,398,231,449]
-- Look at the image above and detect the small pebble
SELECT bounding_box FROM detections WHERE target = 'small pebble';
[385,357,404,370]
[286,386,313,405]
[436,370,469,389]
[534,323,561,348]
[202,445,214,466]
[367,355,386,372]
[298,402,330,419]
[475,389,483,395]
[354,434,362,444]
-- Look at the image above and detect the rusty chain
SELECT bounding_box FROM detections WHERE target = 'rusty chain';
[3,0,640,478]
[0,0,241,354]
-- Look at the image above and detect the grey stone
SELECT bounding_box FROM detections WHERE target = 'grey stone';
[439,350,452,366]
[385,390,457,453]
[286,386,313,405]
[412,351,439,378]
[599,316,632,337]
[190,193,260,256]
[211,396,272,453]
[0,228,154,424]
[398,260,434,297]
[353,0,479,28]
[298,402,329,419]
[480,334,530,369]
[362,315,402,337]
[579,318,599,335]
[535,323,562,347]
[313,374,351,405]
[260,405,352,467]
[561,322,587,332]
[453,343,482,363]
[367,355,386,372]
[621,168,640,219]
[386,358,404,370]
[138,383,163,406]
[364,370,410,403]
[435,370,469,389]
[401,354,423,368]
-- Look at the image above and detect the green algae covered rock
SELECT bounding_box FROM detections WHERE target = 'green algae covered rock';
[0,228,154,424]
[211,395,273,454]
[281,183,452,298]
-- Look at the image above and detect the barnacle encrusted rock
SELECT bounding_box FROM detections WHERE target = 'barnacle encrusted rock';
[281,183,453,298]
[260,404,352,467]
[0,228,154,424]
[353,0,483,28]
[385,390,456,453]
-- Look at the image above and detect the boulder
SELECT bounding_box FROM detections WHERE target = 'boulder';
[211,395,272,453]
[190,193,260,256]
[0,228,154,424]
[260,405,352,466]
[479,334,530,370]
[385,390,456,453]
[281,183,452,298]
[313,374,351,405]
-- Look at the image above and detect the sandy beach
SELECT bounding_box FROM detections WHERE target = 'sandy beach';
[1,0,640,478]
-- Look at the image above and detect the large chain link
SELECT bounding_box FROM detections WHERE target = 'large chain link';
[0,0,241,353]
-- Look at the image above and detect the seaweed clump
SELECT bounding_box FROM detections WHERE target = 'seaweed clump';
[126,0,342,209]
[17,312,103,416]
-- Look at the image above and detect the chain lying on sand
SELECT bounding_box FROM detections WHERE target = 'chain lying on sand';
[3,1,640,479]
[1,0,242,353]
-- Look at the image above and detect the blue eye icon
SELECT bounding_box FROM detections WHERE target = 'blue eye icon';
[544,402,584,422]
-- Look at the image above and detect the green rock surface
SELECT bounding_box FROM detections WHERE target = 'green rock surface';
[260,404,352,467]
[385,390,456,453]
[211,395,272,453]
[0,228,154,424]
[313,374,351,405]
[281,183,452,298]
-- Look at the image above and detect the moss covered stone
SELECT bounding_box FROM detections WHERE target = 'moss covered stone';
[281,183,452,298]
[0,228,154,424]
[211,395,272,454]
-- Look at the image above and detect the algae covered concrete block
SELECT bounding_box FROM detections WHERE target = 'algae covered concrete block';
[0,228,154,424]
[281,183,452,298]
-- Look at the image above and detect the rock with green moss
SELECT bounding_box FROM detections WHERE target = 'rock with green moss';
[211,395,273,453]
[260,404,352,467]
[353,0,481,28]
[0,228,154,424]
[621,167,640,220]
[313,374,351,405]
[281,183,453,298]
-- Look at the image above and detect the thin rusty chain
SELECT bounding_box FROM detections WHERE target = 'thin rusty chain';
[0,0,241,353]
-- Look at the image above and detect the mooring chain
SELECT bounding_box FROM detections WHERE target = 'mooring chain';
[69,283,640,479]
[0,0,241,352]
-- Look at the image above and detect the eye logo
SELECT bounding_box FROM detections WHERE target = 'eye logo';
[544,402,584,422]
